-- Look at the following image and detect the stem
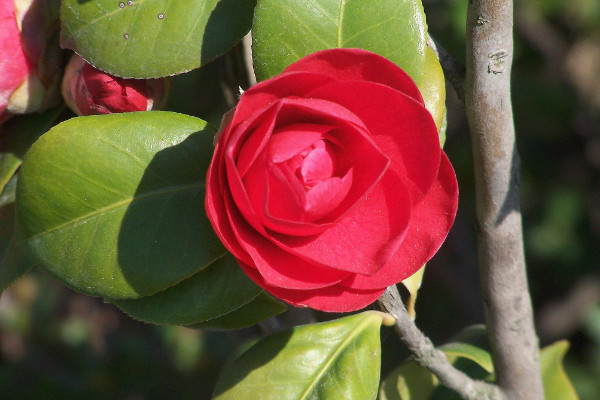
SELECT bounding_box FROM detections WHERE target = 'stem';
[378,286,505,400]
[464,2,544,400]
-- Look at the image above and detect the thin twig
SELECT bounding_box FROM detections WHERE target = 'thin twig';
[427,34,466,105]
[378,286,505,400]
[464,2,544,400]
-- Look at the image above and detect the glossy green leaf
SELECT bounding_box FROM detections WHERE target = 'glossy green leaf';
[540,341,579,400]
[0,106,68,194]
[0,203,33,294]
[252,0,427,83]
[213,311,393,399]
[439,325,494,374]
[113,254,270,325]
[190,292,287,330]
[16,111,225,299]
[61,0,257,78]
[418,46,447,144]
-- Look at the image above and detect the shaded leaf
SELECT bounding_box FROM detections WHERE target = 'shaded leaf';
[379,359,438,400]
[213,311,394,399]
[61,0,257,78]
[252,0,427,83]
[16,111,224,299]
[113,254,267,326]
[0,203,33,293]
[190,292,287,330]
[540,341,579,400]
[0,106,68,194]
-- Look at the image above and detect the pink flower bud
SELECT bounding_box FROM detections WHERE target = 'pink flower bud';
[0,0,64,124]
[61,55,169,116]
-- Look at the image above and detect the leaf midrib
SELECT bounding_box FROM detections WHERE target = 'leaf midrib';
[20,181,204,243]
[298,315,375,399]
[336,0,346,48]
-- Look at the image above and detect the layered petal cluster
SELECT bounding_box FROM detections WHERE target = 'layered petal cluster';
[0,0,63,124]
[206,49,458,312]
[61,55,168,116]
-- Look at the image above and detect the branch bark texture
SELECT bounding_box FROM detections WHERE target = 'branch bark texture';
[464,2,544,400]
[379,286,504,400]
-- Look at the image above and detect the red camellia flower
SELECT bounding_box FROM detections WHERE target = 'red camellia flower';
[61,54,168,116]
[206,48,458,312]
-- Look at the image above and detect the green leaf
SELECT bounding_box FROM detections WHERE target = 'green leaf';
[16,111,225,299]
[60,0,257,78]
[400,265,426,318]
[252,0,427,83]
[418,46,446,145]
[0,203,33,294]
[0,106,68,195]
[190,292,287,330]
[380,325,494,400]
[540,341,579,400]
[113,253,270,326]
[379,360,438,400]
[213,311,392,400]
[439,325,494,374]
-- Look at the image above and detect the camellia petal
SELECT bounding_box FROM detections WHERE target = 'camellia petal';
[283,48,424,105]
[339,153,459,290]
[270,170,412,276]
[308,80,441,205]
[238,261,385,313]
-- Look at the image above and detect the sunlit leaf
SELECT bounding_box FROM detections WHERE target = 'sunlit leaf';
[16,111,224,299]
[213,311,394,399]
[419,46,447,144]
[439,325,494,374]
[61,0,257,78]
[252,0,427,83]
[540,341,579,400]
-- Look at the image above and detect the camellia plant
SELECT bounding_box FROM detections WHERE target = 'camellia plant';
[0,1,581,400]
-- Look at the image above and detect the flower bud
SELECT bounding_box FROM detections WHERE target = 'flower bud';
[61,55,169,116]
[0,0,64,123]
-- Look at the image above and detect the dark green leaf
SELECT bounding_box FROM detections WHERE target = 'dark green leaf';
[0,203,33,294]
[16,111,224,299]
[113,254,273,326]
[61,0,257,78]
[252,0,427,83]
[0,106,68,194]
[213,311,392,399]
[189,292,287,330]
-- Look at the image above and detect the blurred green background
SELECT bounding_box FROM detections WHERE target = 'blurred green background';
[2,0,600,398]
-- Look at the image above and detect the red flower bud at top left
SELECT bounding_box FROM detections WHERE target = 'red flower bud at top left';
[61,54,169,116]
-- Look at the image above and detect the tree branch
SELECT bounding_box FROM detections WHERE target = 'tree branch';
[464,2,544,400]
[378,286,505,400]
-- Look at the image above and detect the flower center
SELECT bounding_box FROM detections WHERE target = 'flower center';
[268,124,352,221]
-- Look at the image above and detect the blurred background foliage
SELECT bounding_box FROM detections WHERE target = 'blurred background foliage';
[1,0,600,398]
